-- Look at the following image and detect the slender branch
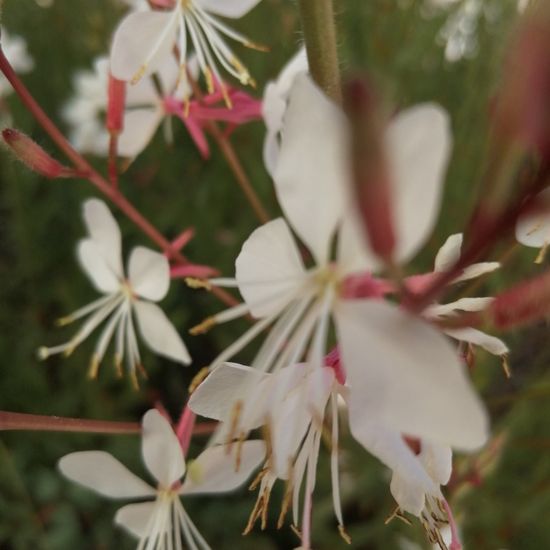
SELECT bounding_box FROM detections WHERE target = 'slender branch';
[187,75,270,224]
[298,0,342,101]
[0,411,217,436]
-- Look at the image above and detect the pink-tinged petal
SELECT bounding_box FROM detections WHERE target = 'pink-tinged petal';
[180,441,265,495]
[189,362,267,422]
[82,199,124,279]
[516,188,550,248]
[454,262,500,283]
[77,239,121,294]
[197,0,262,18]
[387,104,452,263]
[141,409,186,487]
[128,246,170,301]
[274,75,349,265]
[235,218,307,318]
[434,234,463,272]
[110,11,178,82]
[114,501,155,539]
[134,300,191,364]
[118,108,163,158]
[444,327,509,356]
[336,300,489,450]
[58,451,155,499]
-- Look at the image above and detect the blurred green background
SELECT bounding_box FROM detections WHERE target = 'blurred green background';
[1,0,549,548]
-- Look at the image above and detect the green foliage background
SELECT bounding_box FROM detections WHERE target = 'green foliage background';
[0,0,549,548]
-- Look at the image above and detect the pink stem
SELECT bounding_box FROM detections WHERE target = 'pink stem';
[176,405,197,455]
[442,498,463,550]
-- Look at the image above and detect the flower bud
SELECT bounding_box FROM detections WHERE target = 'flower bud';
[107,74,126,133]
[2,129,73,178]
[344,77,396,263]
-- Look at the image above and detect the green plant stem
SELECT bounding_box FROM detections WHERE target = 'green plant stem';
[298,0,341,101]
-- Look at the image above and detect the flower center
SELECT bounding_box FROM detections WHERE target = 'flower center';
[120,280,135,302]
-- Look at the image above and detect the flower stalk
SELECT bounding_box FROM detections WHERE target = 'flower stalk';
[298,0,341,101]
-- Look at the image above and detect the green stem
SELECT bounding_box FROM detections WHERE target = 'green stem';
[298,0,341,101]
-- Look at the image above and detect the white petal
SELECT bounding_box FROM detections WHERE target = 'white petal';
[444,327,509,356]
[118,108,163,158]
[454,262,500,283]
[134,301,191,364]
[347,422,436,516]
[274,74,349,264]
[197,0,262,18]
[128,246,170,301]
[419,441,452,485]
[516,188,550,248]
[77,239,121,294]
[141,409,186,487]
[387,104,452,263]
[336,300,489,450]
[235,218,307,318]
[425,297,494,318]
[263,126,280,177]
[114,501,155,539]
[58,451,155,499]
[181,441,265,495]
[189,362,267,422]
[110,11,178,82]
[434,234,463,272]
[82,199,124,279]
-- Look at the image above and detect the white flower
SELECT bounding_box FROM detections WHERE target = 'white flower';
[515,187,550,262]
[418,233,508,359]
[262,47,308,176]
[0,27,34,98]
[190,75,489,538]
[59,409,265,549]
[110,0,263,97]
[62,55,193,158]
[38,199,190,384]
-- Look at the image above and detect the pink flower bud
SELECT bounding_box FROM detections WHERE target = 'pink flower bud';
[344,78,396,263]
[490,269,550,329]
[107,75,126,133]
[2,129,73,179]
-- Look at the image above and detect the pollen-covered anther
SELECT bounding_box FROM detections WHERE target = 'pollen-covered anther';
[55,315,73,327]
[114,353,123,378]
[338,524,352,545]
[535,242,549,264]
[188,367,210,394]
[501,354,512,378]
[37,347,50,361]
[235,431,246,472]
[226,400,244,451]
[384,506,412,526]
[189,316,216,335]
[184,277,212,290]
[130,64,147,86]
[88,354,100,379]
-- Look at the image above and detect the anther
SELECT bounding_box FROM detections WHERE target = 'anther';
[88,354,100,379]
[130,65,147,85]
[188,367,210,394]
[338,524,352,545]
[185,277,212,290]
[37,347,49,360]
[501,354,512,378]
[189,317,216,335]
[535,242,549,264]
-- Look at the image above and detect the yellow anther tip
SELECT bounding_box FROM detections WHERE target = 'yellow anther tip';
[37,347,49,360]
[189,317,216,336]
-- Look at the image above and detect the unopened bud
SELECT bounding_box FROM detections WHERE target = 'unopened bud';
[344,77,396,263]
[107,74,126,133]
[2,129,73,178]
[490,268,550,329]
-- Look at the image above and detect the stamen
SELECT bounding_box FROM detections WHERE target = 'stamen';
[535,242,549,264]
[88,353,100,379]
[226,400,243,449]
[188,366,210,393]
[338,524,352,544]
[501,354,512,378]
[189,316,216,335]
[185,277,212,290]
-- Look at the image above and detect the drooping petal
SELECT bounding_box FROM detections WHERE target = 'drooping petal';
[434,234,463,272]
[128,246,170,301]
[110,10,179,82]
[58,451,155,499]
[425,297,494,318]
[274,75,349,264]
[516,188,550,248]
[337,212,381,275]
[114,501,155,538]
[180,441,265,495]
[134,300,191,364]
[118,108,163,158]
[141,409,186,487]
[444,327,509,356]
[347,422,437,516]
[82,198,124,279]
[77,239,121,294]
[197,0,262,18]
[235,218,307,318]
[387,104,452,263]
[419,441,453,485]
[454,262,500,283]
[336,300,488,450]
[189,362,267,422]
